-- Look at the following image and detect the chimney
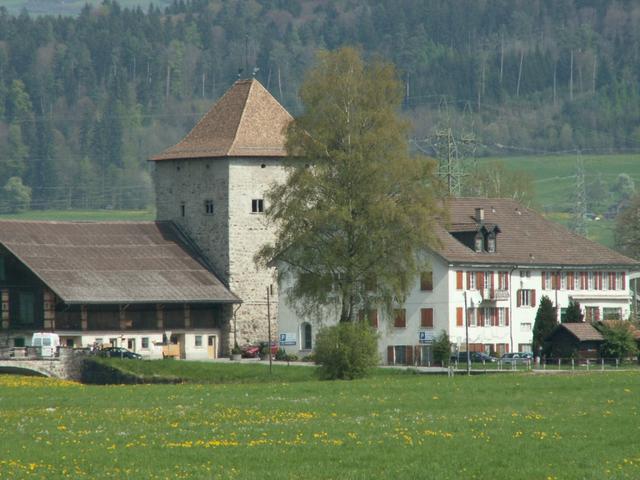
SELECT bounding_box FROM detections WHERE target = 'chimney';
[475,207,484,223]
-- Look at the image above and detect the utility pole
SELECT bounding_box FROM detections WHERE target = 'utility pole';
[571,150,587,236]
[266,285,272,375]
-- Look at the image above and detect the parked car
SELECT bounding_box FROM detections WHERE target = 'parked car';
[500,352,531,365]
[451,351,496,363]
[241,341,278,358]
[99,347,142,359]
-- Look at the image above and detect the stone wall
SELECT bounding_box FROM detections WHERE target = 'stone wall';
[154,156,287,350]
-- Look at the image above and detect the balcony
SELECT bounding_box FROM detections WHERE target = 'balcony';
[481,288,510,301]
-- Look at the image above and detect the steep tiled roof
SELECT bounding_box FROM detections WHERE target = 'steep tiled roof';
[151,79,293,161]
[436,198,639,267]
[0,221,240,305]
[553,323,604,342]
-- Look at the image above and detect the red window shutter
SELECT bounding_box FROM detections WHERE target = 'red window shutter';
[567,272,574,290]
[530,289,536,307]
[369,309,378,329]
[516,290,522,307]
[405,346,414,366]
[595,308,600,321]
[456,271,463,290]
[456,307,463,327]
[421,308,433,328]
[489,271,495,289]
[387,346,394,364]
[492,308,498,326]
[420,271,433,291]
[478,309,484,327]
[541,271,546,289]
[551,272,557,290]
[504,272,509,290]
[394,309,406,328]
[505,307,510,326]
[477,272,484,290]
[622,272,626,290]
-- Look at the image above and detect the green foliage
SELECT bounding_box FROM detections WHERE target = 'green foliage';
[432,330,451,366]
[533,295,558,356]
[314,322,379,380]
[597,320,639,360]
[259,47,442,322]
[563,300,584,323]
[615,193,640,259]
[2,177,31,213]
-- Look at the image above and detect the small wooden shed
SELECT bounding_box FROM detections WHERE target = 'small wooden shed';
[546,323,604,359]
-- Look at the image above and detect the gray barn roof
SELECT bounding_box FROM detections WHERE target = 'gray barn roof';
[0,220,240,305]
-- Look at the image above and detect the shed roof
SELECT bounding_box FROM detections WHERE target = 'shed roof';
[551,323,604,342]
[150,78,293,161]
[435,198,639,267]
[0,220,240,305]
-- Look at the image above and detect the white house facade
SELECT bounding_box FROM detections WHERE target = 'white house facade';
[278,198,639,365]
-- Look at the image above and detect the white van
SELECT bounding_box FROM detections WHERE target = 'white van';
[31,333,60,357]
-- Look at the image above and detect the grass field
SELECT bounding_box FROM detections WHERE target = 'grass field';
[0,209,155,222]
[1,369,640,479]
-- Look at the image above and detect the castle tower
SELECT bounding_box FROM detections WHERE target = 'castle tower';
[151,79,292,350]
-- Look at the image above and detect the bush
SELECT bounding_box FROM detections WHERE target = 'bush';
[598,320,639,360]
[432,331,451,366]
[314,322,379,380]
[275,348,288,361]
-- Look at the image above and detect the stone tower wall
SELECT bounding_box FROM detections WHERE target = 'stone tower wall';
[154,156,287,350]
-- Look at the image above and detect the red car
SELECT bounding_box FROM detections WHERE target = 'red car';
[241,341,278,358]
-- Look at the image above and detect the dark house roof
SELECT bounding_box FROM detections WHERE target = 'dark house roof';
[549,323,604,342]
[0,221,240,305]
[150,78,293,161]
[435,198,639,267]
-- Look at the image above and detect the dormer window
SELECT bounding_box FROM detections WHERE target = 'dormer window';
[474,233,484,252]
[487,233,496,253]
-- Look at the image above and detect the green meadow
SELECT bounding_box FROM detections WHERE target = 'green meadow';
[0,209,154,222]
[1,368,640,479]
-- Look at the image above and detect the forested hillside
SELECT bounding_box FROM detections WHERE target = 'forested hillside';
[1,0,640,212]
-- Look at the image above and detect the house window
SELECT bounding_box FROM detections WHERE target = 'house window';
[421,308,433,328]
[393,346,406,364]
[302,322,313,350]
[359,309,378,329]
[517,289,535,307]
[420,271,433,291]
[603,308,621,320]
[588,272,594,290]
[474,233,483,252]
[468,272,476,290]
[393,309,406,328]
[251,199,264,213]
[520,270,530,278]
[498,308,505,327]
[560,272,567,290]
[487,233,496,253]
[180,202,185,217]
[484,308,492,327]
[585,306,599,322]
[468,308,477,327]
[17,291,35,325]
[194,335,203,347]
[603,273,610,290]
[141,337,149,349]
[14,337,25,347]
[521,323,532,332]
[204,199,214,215]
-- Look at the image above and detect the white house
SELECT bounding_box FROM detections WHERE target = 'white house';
[278,198,639,364]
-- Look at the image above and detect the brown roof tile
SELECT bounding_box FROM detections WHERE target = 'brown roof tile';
[150,79,293,161]
[555,323,604,342]
[435,198,639,267]
[0,221,240,305]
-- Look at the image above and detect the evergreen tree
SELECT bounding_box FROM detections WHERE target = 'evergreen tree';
[563,300,583,323]
[532,295,557,357]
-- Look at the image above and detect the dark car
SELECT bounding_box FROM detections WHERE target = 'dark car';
[99,347,142,359]
[451,351,496,363]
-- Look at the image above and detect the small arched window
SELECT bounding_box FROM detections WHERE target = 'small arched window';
[474,233,484,252]
[301,322,313,350]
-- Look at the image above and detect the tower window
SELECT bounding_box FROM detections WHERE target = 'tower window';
[204,199,214,215]
[180,202,185,217]
[251,199,264,213]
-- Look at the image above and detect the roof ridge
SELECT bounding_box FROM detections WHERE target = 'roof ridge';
[227,78,255,155]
